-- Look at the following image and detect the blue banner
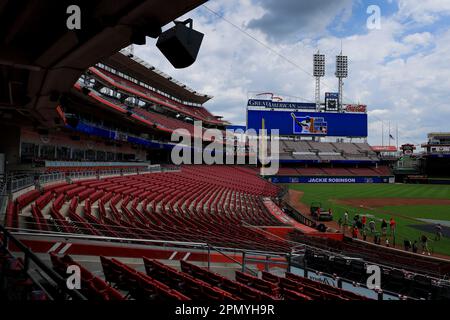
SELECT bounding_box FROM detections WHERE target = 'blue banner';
[247,110,368,137]
[67,121,173,150]
[268,176,391,184]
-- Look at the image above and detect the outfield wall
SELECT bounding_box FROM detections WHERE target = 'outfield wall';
[268,176,395,184]
[405,176,450,185]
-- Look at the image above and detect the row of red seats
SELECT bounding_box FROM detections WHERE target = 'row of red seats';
[290,233,450,276]
[284,272,368,300]
[16,190,40,211]
[30,205,50,231]
[43,182,68,192]
[180,260,275,300]
[6,189,41,229]
[91,67,222,125]
[67,198,102,236]
[16,166,288,252]
[133,108,197,136]
[49,194,77,234]
[45,165,146,173]
[261,272,349,300]
[35,191,53,210]
[143,258,239,300]
[50,253,124,300]
[51,183,78,195]
[340,239,449,276]
[100,257,368,301]
[235,271,280,297]
[100,256,189,300]
[5,201,17,229]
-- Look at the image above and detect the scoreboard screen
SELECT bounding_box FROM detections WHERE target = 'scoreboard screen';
[247,109,368,137]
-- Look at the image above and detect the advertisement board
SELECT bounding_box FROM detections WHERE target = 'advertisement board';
[267,176,391,183]
[247,99,316,110]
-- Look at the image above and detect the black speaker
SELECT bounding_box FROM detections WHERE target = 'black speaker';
[156,19,204,69]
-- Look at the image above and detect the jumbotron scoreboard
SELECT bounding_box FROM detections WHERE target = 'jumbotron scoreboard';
[246,93,368,138]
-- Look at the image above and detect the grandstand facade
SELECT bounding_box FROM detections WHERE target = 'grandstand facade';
[422,133,450,178]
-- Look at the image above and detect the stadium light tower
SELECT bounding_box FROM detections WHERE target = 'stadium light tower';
[335,52,348,112]
[313,51,325,111]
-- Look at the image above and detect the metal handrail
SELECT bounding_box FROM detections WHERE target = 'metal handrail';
[10,175,35,193]
[10,226,291,257]
[281,201,317,228]
[241,220,307,248]
[302,245,450,285]
[0,224,86,300]
[19,214,449,282]
[290,259,418,301]
[208,246,258,276]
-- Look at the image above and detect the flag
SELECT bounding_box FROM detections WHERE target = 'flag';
[389,134,395,140]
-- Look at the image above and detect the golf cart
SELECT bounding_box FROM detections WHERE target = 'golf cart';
[310,202,333,221]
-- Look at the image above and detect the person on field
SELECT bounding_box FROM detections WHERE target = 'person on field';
[389,217,396,236]
[435,224,443,241]
[404,239,412,251]
[359,220,364,230]
[344,211,349,226]
[381,219,388,236]
[352,226,359,239]
[361,215,367,229]
[369,220,376,234]
[412,240,418,253]
[338,217,343,231]
[421,235,431,256]
[362,228,367,241]
[385,238,390,247]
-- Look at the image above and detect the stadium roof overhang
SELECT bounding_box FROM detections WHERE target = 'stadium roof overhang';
[101,51,212,105]
[0,0,207,127]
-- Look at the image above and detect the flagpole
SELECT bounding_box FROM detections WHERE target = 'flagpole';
[388,121,391,147]
[382,121,384,147]
[396,123,399,153]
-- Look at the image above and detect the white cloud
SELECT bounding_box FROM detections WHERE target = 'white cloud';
[398,0,450,23]
[403,32,433,47]
[134,0,450,147]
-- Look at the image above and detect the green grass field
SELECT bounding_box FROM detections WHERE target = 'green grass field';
[289,184,450,256]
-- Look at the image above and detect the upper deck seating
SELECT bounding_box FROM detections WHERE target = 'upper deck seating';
[90,67,223,125]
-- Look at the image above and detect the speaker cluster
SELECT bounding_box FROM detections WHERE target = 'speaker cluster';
[156,19,204,69]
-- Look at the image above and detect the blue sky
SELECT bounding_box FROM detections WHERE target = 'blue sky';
[327,0,399,37]
[135,0,450,147]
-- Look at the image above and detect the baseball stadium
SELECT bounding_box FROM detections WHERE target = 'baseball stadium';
[1,0,450,306]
